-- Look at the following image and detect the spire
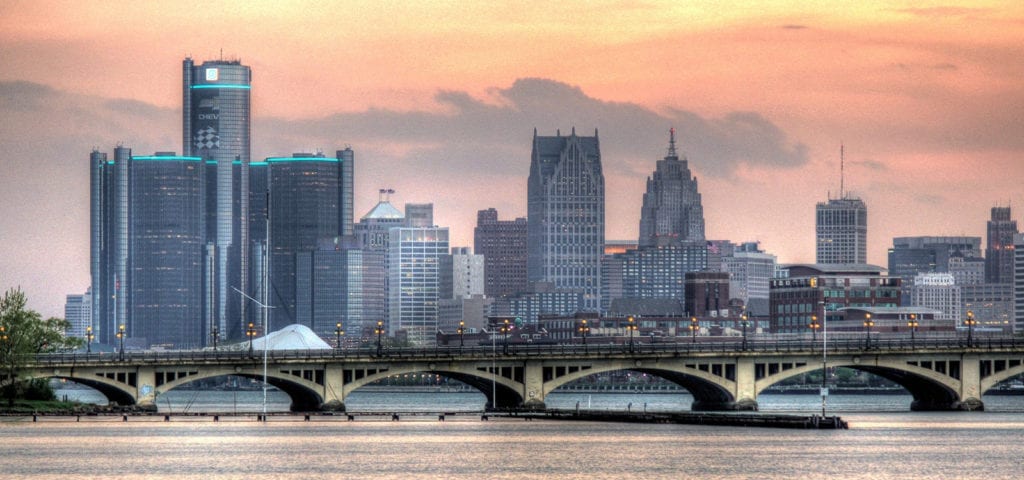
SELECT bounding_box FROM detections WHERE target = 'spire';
[840,143,845,199]
[668,127,678,158]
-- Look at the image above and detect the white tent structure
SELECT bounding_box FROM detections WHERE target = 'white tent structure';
[245,324,332,351]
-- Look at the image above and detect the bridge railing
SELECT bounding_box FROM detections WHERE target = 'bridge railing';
[22,335,1024,366]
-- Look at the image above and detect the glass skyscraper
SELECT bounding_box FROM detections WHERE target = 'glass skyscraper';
[527,128,605,311]
[388,227,450,346]
[265,152,350,331]
[90,150,205,348]
[183,57,251,341]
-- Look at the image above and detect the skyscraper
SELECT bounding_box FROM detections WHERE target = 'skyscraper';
[527,128,605,311]
[638,128,705,247]
[474,208,528,298]
[183,57,252,341]
[90,149,205,348]
[266,152,348,331]
[388,226,449,345]
[985,206,1018,284]
[816,197,867,264]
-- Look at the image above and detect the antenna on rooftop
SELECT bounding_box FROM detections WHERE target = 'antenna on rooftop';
[840,143,845,199]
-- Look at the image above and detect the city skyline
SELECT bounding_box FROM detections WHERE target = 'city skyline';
[2,2,1024,318]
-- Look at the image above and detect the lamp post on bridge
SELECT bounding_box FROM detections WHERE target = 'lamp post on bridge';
[964,310,977,348]
[335,322,345,354]
[863,314,874,349]
[907,314,919,347]
[85,326,94,354]
[501,318,511,355]
[626,316,637,353]
[210,325,219,351]
[578,319,590,353]
[809,315,820,344]
[116,324,126,361]
[457,321,465,350]
[375,320,385,357]
[689,317,699,344]
[740,312,749,351]
[245,322,257,355]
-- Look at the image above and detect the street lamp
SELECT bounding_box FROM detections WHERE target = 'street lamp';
[457,321,465,349]
[210,325,219,351]
[689,316,699,344]
[626,316,638,353]
[335,322,345,353]
[501,318,511,355]
[85,326,94,354]
[116,324,126,361]
[863,313,874,349]
[578,319,590,353]
[246,322,257,355]
[740,312,749,351]
[809,315,820,343]
[375,320,385,356]
[965,310,977,348]
[907,314,919,346]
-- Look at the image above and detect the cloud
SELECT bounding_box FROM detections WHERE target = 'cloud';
[780,24,808,30]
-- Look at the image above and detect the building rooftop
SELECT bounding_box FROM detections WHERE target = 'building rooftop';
[362,200,403,220]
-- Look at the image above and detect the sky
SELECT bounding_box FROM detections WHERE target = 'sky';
[1,1,1023,318]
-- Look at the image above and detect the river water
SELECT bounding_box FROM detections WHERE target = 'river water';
[3,391,1024,479]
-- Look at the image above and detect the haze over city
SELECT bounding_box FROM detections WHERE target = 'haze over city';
[1,1,1023,318]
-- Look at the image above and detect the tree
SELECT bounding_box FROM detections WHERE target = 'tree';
[0,288,82,405]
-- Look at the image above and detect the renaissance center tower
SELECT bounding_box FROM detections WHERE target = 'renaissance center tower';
[183,57,252,341]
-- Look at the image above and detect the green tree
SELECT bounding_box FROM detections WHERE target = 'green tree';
[0,288,82,405]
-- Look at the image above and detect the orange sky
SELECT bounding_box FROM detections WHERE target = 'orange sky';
[1,1,1023,317]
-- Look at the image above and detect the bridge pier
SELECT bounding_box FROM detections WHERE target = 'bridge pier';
[320,400,346,412]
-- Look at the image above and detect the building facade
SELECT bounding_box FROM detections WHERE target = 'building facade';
[601,243,707,313]
[440,247,485,300]
[985,206,1018,284]
[720,242,777,317]
[183,57,252,342]
[638,128,705,247]
[474,208,528,298]
[90,149,205,348]
[770,264,900,334]
[265,152,348,331]
[816,197,867,265]
[387,226,449,346]
[64,289,92,339]
[908,273,961,323]
[527,128,605,311]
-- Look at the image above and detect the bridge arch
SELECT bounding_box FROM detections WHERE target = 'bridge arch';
[51,375,135,407]
[755,360,961,411]
[342,364,524,409]
[980,363,1024,394]
[542,362,737,410]
[155,370,324,412]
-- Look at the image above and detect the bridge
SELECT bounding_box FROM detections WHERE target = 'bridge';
[17,337,1024,412]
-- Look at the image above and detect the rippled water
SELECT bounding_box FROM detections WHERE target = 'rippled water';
[4,392,1023,479]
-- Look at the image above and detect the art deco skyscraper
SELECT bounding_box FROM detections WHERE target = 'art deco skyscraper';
[183,57,251,341]
[527,128,605,311]
[638,128,705,247]
[985,206,1018,284]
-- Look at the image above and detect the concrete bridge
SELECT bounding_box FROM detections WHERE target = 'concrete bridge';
[18,337,1024,412]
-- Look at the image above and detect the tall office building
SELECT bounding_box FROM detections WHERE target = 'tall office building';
[90,149,205,348]
[888,236,982,279]
[816,197,867,265]
[527,128,605,311]
[64,289,92,339]
[183,57,252,341]
[295,237,384,339]
[720,242,777,316]
[354,192,406,334]
[985,206,1018,284]
[266,152,349,331]
[388,226,449,345]
[638,128,705,247]
[1013,233,1024,333]
[474,208,528,298]
[440,247,485,300]
[909,273,961,323]
[601,243,708,312]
